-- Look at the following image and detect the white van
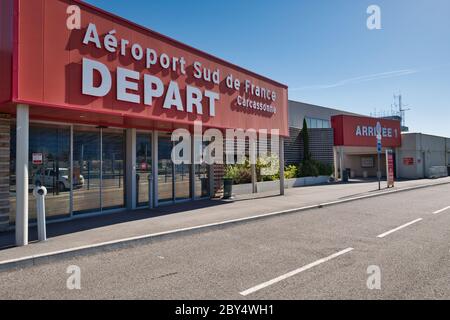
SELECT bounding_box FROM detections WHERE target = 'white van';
[33,168,84,192]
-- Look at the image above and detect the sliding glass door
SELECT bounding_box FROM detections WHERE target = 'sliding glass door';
[73,126,125,215]
[102,128,125,210]
[157,133,174,204]
[73,126,101,214]
[157,132,192,204]
[136,132,152,207]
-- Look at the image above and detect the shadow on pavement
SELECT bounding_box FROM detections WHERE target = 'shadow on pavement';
[0,198,229,250]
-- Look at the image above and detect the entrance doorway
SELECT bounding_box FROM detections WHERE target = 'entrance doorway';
[72,126,125,215]
[136,132,152,207]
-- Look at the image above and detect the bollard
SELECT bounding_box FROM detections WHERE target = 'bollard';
[33,185,48,242]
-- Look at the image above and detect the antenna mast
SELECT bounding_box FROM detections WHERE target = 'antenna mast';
[393,93,410,129]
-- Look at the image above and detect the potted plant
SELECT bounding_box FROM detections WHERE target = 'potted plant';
[222,166,235,199]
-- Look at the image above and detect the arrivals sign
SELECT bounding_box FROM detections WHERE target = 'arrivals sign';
[331,115,402,148]
[386,150,395,188]
[2,0,288,135]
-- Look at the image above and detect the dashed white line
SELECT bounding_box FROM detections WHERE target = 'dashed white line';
[377,218,423,238]
[239,248,354,296]
[433,206,450,215]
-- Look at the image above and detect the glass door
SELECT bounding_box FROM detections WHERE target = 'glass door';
[73,126,125,214]
[102,128,125,210]
[73,126,101,215]
[194,140,210,198]
[136,132,152,207]
[157,133,173,204]
[174,137,191,201]
[174,162,191,201]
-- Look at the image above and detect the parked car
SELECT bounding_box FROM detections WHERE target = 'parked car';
[33,168,84,192]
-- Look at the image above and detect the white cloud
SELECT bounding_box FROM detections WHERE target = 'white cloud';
[290,69,418,91]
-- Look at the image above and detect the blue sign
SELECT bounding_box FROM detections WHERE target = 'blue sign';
[377,141,382,153]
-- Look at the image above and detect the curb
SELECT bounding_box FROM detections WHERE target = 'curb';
[1,180,449,272]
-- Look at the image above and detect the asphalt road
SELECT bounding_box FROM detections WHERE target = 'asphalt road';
[1,184,450,300]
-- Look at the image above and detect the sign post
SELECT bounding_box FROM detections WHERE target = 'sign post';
[386,149,395,188]
[376,122,382,191]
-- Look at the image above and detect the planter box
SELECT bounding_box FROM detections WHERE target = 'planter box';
[286,176,330,188]
[257,180,282,193]
[232,176,330,196]
[232,183,253,195]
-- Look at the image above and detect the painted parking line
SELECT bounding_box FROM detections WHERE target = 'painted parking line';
[433,206,450,215]
[377,218,423,238]
[239,248,354,296]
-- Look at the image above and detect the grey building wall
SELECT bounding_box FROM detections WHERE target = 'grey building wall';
[309,129,334,165]
[286,100,351,167]
[398,133,449,179]
[288,100,358,129]
[284,127,302,165]
[446,138,450,166]
[284,127,334,166]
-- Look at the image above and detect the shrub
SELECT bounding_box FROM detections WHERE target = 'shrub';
[302,118,311,161]
[299,159,319,177]
[317,162,333,176]
[257,154,280,182]
[223,165,235,179]
[298,159,333,177]
[224,164,252,185]
[284,164,299,179]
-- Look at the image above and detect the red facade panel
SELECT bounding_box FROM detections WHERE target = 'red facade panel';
[331,115,402,148]
[12,0,289,135]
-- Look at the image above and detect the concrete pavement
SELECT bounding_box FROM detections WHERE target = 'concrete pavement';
[0,183,449,299]
[0,177,449,268]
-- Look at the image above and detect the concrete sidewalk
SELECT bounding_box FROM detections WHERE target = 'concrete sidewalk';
[1,177,449,266]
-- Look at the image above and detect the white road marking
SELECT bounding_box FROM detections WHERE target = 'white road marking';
[239,248,354,296]
[377,218,423,238]
[433,206,450,215]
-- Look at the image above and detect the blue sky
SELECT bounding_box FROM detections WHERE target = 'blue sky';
[84,0,450,137]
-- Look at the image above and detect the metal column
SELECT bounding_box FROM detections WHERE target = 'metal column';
[333,146,339,180]
[126,128,137,210]
[251,164,257,194]
[190,133,195,200]
[15,104,29,247]
[152,131,159,207]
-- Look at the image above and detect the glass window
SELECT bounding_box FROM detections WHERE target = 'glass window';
[158,133,174,203]
[73,126,101,215]
[102,128,125,210]
[9,123,71,223]
[306,118,312,128]
[305,117,330,129]
[174,138,191,201]
[194,140,210,198]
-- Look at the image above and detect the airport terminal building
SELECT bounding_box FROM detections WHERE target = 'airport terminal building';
[1,1,448,247]
[288,100,449,180]
[0,0,289,242]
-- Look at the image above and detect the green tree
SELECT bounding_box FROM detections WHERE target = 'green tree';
[302,118,311,161]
